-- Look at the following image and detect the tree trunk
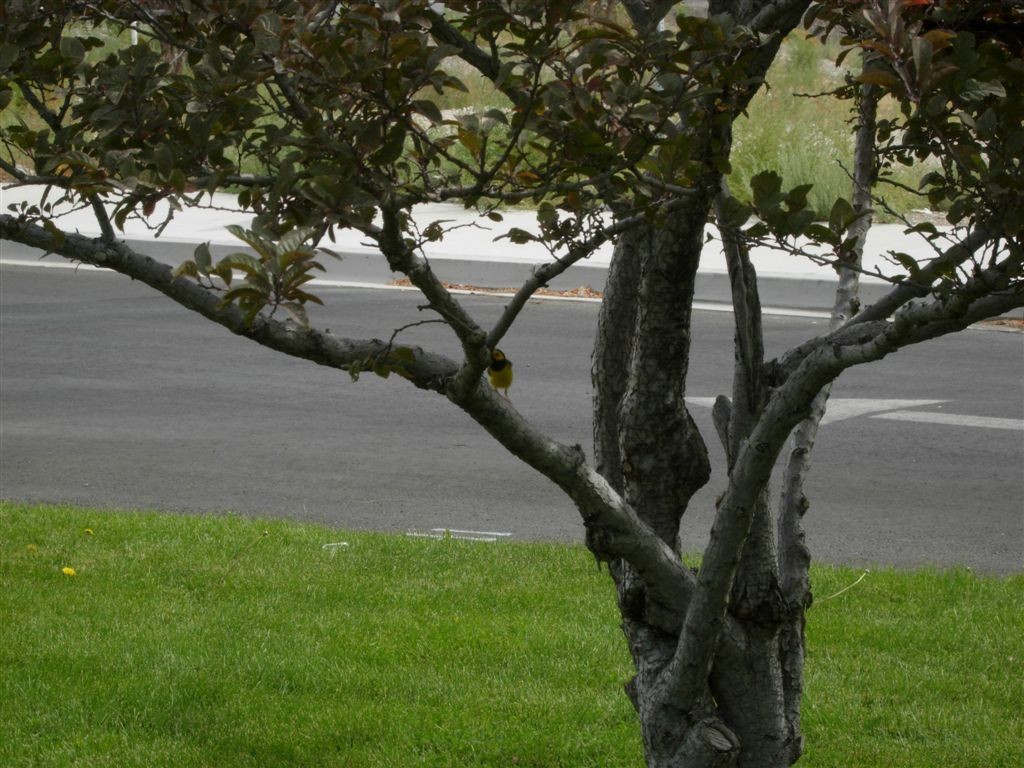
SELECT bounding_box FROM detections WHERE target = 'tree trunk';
[593,194,804,767]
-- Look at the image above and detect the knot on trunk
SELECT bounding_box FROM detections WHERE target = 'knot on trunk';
[690,719,740,758]
[729,578,788,628]
[665,718,739,768]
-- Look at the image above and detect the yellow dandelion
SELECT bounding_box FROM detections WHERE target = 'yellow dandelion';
[83,528,94,535]
[26,544,38,553]
[62,567,77,577]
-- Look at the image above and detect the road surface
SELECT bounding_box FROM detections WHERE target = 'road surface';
[2,263,1022,572]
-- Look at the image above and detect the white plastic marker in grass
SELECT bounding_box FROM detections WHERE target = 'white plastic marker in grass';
[406,528,513,543]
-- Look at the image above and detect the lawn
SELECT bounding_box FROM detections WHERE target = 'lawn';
[2,502,1020,767]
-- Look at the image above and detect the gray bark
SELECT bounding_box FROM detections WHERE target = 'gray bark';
[776,77,879,757]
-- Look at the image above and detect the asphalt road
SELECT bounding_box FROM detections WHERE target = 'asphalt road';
[2,263,1022,573]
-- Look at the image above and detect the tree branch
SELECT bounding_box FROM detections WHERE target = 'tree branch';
[715,184,784,629]
[486,206,665,350]
[840,226,997,328]
[424,8,502,83]
[778,79,879,607]
[375,201,491,394]
[0,214,458,392]
[1,208,702,634]
[715,185,766,461]
[661,237,1022,710]
[453,383,698,630]
[660,338,844,710]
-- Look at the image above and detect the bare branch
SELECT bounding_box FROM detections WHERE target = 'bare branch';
[841,225,998,328]
[423,8,502,83]
[375,201,494,396]
[661,336,842,709]
[778,78,879,611]
[486,207,662,350]
[747,0,814,34]
[453,383,698,630]
[715,185,765,459]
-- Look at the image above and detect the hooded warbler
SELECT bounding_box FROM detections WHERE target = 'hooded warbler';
[487,348,513,397]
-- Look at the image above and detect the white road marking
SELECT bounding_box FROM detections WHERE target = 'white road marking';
[686,397,722,410]
[1,257,107,272]
[1,258,829,315]
[816,398,948,424]
[872,411,1024,431]
[686,397,1021,430]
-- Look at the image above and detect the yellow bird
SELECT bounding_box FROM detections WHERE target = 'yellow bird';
[487,348,513,398]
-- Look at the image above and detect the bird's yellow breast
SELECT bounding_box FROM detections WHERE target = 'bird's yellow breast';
[487,362,513,390]
[487,349,513,393]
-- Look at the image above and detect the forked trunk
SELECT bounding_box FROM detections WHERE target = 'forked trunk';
[593,211,804,768]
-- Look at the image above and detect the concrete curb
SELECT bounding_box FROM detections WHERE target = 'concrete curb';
[1,183,1006,315]
[111,236,894,313]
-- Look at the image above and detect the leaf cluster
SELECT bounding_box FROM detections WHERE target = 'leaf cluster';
[808,1,1024,238]
[173,225,329,326]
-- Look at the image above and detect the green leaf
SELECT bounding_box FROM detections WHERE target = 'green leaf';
[536,203,557,226]
[744,222,770,239]
[252,11,282,54]
[457,128,482,156]
[226,225,272,258]
[213,262,234,286]
[716,195,750,229]
[317,247,344,261]
[221,284,268,306]
[193,242,212,271]
[504,228,536,244]
[906,221,939,237]
[154,144,174,178]
[960,79,1006,102]
[173,261,198,278]
[828,198,857,234]
[750,171,783,210]
[412,100,444,125]
[218,251,265,275]
[288,289,324,306]
[59,36,86,66]
[168,168,187,194]
[423,221,445,241]
[277,227,316,256]
[893,252,922,279]
[281,302,309,327]
[371,125,407,165]
[856,70,900,90]
[0,44,19,71]
[804,223,840,246]
[785,208,816,235]
[483,108,509,126]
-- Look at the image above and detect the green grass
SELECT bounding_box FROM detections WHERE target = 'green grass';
[2,502,1021,767]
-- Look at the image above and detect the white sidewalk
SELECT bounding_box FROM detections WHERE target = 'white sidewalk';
[1,184,946,281]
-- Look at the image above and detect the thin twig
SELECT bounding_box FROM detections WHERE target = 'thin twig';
[815,570,869,604]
